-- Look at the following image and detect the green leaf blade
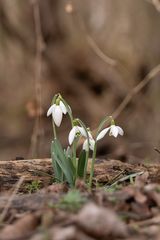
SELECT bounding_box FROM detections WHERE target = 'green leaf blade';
[77,150,86,178]
[51,141,63,182]
[51,139,75,187]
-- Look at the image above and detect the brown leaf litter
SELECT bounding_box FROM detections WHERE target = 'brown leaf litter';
[0,159,160,239]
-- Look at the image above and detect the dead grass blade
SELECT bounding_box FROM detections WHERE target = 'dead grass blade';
[0,177,24,223]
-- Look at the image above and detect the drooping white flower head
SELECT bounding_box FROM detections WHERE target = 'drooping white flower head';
[83,122,124,151]
[68,126,86,145]
[83,138,95,151]
[83,128,109,151]
[82,129,96,151]
[96,124,124,139]
[108,125,124,138]
[47,100,67,127]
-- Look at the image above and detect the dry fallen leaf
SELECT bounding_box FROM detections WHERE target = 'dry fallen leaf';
[147,190,160,208]
[0,213,40,240]
[51,226,76,240]
[76,203,128,238]
[51,226,95,240]
[134,190,147,204]
[135,171,149,188]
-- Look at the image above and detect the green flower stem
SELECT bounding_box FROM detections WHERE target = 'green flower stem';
[58,97,76,170]
[83,150,89,181]
[60,98,74,126]
[51,93,58,105]
[52,120,57,139]
[51,94,58,138]
[89,143,97,188]
[60,98,76,169]
[72,140,77,168]
[88,116,111,188]
[76,118,90,182]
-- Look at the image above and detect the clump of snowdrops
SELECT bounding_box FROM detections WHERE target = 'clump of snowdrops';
[47,93,124,188]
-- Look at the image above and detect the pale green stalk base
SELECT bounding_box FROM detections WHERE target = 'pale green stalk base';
[83,150,89,181]
[52,120,57,139]
[89,144,97,189]
[73,140,77,181]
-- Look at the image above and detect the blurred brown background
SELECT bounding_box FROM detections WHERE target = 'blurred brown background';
[0,0,159,162]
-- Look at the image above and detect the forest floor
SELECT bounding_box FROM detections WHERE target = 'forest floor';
[0,159,160,240]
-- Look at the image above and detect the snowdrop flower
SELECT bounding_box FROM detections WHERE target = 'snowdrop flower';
[83,138,95,151]
[108,124,124,137]
[82,129,96,151]
[82,129,107,151]
[97,124,124,140]
[83,124,124,151]
[69,126,87,145]
[83,127,110,151]
[47,100,67,127]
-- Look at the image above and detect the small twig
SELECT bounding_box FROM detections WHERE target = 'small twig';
[86,35,116,67]
[107,170,126,185]
[28,0,45,158]
[0,177,24,223]
[87,64,160,137]
[145,0,160,11]
[70,1,160,122]
[71,0,117,67]
[154,147,160,154]
[70,0,133,90]
[112,64,160,119]
[105,171,144,188]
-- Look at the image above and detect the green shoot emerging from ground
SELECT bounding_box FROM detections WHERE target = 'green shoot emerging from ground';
[53,190,87,212]
[47,93,124,188]
[26,180,41,193]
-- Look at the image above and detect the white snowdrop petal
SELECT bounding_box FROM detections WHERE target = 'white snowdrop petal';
[78,127,87,137]
[83,139,88,151]
[68,127,76,145]
[88,131,93,139]
[110,125,119,137]
[89,139,95,151]
[96,127,110,141]
[47,104,55,117]
[78,127,93,140]
[117,126,124,136]
[53,106,63,127]
[59,101,67,114]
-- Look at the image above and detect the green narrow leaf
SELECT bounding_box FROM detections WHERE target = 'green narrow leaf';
[51,141,63,182]
[64,147,75,172]
[52,139,75,186]
[67,156,76,181]
[77,150,86,178]
[63,149,75,182]
[64,146,72,161]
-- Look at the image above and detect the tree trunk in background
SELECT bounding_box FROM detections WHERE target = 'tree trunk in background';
[0,0,159,161]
